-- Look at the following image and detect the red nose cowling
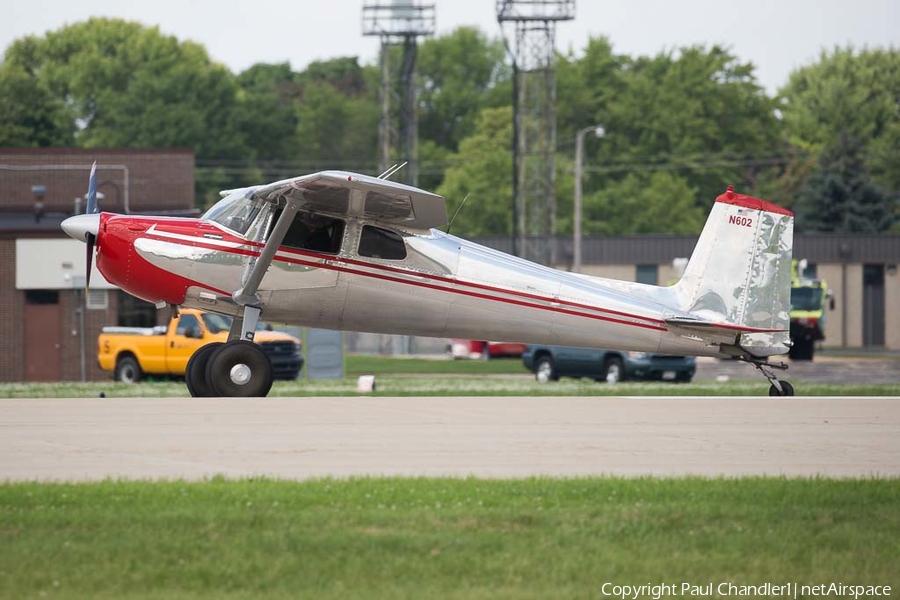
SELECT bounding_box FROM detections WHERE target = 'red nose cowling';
[96,213,196,306]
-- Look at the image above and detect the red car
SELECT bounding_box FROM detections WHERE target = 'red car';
[449,339,528,360]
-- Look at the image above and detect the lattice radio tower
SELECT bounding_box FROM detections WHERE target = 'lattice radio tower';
[363,1,435,186]
[497,0,574,263]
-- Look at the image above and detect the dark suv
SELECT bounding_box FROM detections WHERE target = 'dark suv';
[522,345,696,384]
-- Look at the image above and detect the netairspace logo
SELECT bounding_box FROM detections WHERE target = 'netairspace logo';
[600,582,892,600]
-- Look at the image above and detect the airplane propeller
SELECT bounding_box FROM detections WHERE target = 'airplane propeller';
[60,161,104,292]
[84,161,99,292]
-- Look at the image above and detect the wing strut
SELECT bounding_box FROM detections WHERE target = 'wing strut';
[228,203,299,342]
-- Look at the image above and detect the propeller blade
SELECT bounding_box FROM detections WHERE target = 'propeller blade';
[86,161,98,214]
[84,160,98,293]
[85,233,95,294]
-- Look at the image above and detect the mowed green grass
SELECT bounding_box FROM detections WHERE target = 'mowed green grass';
[3,354,898,398]
[1,478,898,599]
[2,377,899,398]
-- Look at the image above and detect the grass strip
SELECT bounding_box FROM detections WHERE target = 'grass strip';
[1,378,899,398]
[1,477,897,599]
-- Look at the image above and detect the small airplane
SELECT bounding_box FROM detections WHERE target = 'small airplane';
[62,163,796,397]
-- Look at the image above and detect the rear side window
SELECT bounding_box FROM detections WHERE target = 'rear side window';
[358,225,407,260]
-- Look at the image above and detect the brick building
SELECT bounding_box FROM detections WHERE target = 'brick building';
[0,148,195,382]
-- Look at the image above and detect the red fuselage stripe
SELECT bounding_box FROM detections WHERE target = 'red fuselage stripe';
[233,234,665,326]
[140,231,669,333]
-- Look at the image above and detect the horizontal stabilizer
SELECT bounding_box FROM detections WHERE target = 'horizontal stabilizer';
[664,316,790,353]
[664,316,789,335]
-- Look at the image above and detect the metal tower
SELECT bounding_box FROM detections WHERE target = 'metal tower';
[362,1,435,186]
[497,0,574,264]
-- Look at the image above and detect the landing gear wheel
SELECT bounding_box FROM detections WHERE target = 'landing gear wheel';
[115,355,143,383]
[206,341,273,398]
[185,342,223,398]
[534,356,557,383]
[604,357,625,384]
[768,381,795,396]
[743,356,794,396]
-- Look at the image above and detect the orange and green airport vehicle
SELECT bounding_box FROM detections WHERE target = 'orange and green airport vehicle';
[789,259,834,361]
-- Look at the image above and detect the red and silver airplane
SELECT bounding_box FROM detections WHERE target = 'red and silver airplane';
[62,164,795,397]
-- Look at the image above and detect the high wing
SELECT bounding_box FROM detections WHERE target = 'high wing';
[227,170,447,341]
[226,170,448,230]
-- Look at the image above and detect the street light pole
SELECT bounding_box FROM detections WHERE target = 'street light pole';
[573,125,604,272]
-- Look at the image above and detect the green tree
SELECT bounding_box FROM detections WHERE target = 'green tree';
[417,27,510,153]
[793,132,893,233]
[779,46,900,194]
[437,107,513,236]
[584,171,704,235]
[556,37,628,148]
[605,45,780,204]
[2,18,249,197]
[234,63,300,161]
[558,41,780,203]
[288,57,379,172]
[0,65,75,146]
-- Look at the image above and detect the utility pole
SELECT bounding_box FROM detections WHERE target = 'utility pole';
[497,0,574,265]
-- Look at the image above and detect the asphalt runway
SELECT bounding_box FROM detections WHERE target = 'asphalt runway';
[2,396,898,481]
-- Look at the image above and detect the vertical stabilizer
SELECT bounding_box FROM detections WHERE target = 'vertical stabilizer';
[672,187,794,356]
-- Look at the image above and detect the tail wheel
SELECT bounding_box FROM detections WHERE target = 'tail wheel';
[604,357,625,384]
[185,342,223,398]
[206,341,274,398]
[768,381,795,396]
[115,355,143,383]
[534,356,557,383]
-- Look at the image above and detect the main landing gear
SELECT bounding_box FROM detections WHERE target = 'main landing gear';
[184,199,297,398]
[741,356,794,396]
[185,340,274,398]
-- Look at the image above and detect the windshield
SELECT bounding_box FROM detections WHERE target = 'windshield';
[200,313,273,334]
[202,190,265,235]
[790,287,823,311]
[201,313,234,334]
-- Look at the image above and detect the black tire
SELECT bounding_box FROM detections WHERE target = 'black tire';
[534,355,557,383]
[114,355,143,383]
[603,356,625,384]
[768,381,795,396]
[206,341,273,398]
[185,342,223,398]
[676,373,693,383]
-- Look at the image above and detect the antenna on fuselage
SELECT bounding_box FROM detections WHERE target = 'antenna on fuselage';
[377,161,408,180]
[445,193,470,235]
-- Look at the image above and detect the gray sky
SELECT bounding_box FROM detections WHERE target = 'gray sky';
[1,0,897,93]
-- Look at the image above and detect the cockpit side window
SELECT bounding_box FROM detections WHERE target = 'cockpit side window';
[358,225,407,260]
[271,209,345,255]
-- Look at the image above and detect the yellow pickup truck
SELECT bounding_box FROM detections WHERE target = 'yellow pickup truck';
[98,308,303,382]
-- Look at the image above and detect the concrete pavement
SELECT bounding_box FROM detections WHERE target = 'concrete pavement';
[2,396,898,481]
